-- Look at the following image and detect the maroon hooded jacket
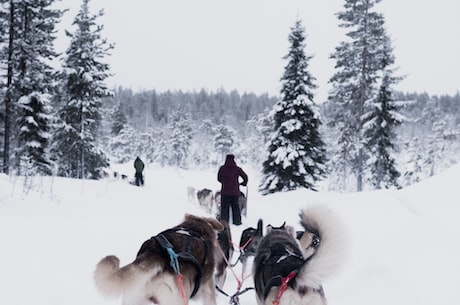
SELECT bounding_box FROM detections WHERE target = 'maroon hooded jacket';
[217,154,248,196]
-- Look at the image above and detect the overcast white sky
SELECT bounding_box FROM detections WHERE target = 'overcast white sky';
[56,0,459,102]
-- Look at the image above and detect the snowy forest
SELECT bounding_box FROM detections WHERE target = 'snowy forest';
[1,0,459,193]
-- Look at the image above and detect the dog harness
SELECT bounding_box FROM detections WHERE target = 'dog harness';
[262,248,306,300]
[261,237,323,305]
[153,228,208,298]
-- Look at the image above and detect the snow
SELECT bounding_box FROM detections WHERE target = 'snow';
[0,162,459,305]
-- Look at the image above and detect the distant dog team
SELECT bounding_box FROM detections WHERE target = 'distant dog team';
[187,186,247,221]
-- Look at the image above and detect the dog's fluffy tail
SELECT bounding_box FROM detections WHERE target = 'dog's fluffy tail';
[298,205,347,288]
[94,255,161,298]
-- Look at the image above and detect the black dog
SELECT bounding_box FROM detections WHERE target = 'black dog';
[252,206,345,305]
[238,219,263,275]
[253,222,310,305]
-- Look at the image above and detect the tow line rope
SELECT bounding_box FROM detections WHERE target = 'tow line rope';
[215,240,254,305]
[230,236,253,267]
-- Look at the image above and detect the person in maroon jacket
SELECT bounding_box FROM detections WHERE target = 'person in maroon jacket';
[217,154,248,225]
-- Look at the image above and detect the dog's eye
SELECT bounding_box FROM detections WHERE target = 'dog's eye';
[312,235,320,248]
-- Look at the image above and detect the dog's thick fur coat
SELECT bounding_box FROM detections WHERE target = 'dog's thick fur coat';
[94,214,224,305]
[253,205,345,305]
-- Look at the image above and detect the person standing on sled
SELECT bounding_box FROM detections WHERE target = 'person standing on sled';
[134,156,145,186]
[217,154,248,226]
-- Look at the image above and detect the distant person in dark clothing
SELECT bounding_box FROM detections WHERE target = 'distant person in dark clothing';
[134,156,145,186]
[217,154,248,225]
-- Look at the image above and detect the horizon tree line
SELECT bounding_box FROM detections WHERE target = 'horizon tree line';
[1,0,458,193]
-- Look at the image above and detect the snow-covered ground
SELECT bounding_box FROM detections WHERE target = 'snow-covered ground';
[0,162,459,305]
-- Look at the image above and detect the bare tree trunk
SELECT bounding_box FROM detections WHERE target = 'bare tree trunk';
[3,0,15,174]
[356,2,370,192]
[80,101,85,179]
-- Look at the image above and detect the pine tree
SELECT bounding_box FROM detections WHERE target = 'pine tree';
[142,126,160,163]
[213,124,235,160]
[111,102,127,135]
[52,0,113,179]
[422,99,446,177]
[189,120,216,167]
[402,138,424,186]
[363,73,401,189]
[259,19,327,195]
[361,35,406,189]
[328,0,396,191]
[168,109,193,168]
[17,93,53,174]
[246,109,272,165]
[108,123,137,163]
[1,0,63,174]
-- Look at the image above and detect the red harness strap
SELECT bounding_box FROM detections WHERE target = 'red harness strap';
[175,274,188,305]
[272,271,297,305]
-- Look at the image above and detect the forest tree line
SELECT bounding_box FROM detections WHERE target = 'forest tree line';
[1,0,459,193]
[101,87,460,191]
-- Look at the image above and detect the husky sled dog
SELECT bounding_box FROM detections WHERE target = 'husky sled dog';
[214,190,247,219]
[215,220,233,289]
[197,188,214,213]
[238,219,263,275]
[253,205,345,305]
[186,186,196,203]
[94,214,224,305]
[214,191,221,217]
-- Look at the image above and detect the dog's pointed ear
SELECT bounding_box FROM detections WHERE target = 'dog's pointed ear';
[206,217,224,231]
[266,224,273,234]
[256,219,263,235]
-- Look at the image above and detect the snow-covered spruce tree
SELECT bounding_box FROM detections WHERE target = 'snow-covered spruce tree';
[110,102,127,135]
[213,124,235,161]
[422,99,446,177]
[1,0,63,174]
[108,123,138,163]
[141,127,160,163]
[402,137,424,186]
[259,19,327,195]
[362,38,404,189]
[167,109,193,168]
[328,0,394,191]
[189,119,217,167]
[17,93,53,174]
[153,135,169,167]
[246,108,273,165]
[52,0,113,179]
